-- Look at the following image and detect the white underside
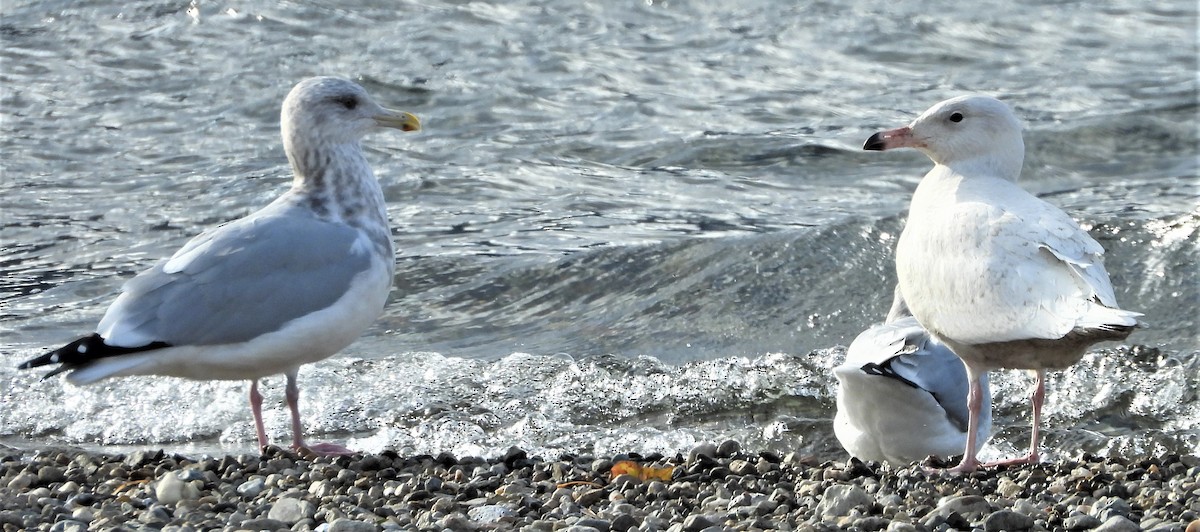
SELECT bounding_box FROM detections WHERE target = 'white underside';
[834,368,984,464]
[66,257,391,385]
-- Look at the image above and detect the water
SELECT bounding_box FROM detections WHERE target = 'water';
[1,0,1197,461]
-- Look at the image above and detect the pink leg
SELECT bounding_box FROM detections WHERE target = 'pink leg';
[939,364,987,475]
[284,369,354,456]
[984,369,1044,467]
[249,380,269,449]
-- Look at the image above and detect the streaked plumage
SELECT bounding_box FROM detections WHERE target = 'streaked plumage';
[19,76,421,455]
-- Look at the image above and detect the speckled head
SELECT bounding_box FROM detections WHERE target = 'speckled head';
[280,76,420,156]
[864,95,1025,181]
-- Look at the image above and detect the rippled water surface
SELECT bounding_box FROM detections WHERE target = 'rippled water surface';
[1,0,1197,460]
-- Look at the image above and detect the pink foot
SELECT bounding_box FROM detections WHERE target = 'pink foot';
[983,452,1040,468]
[923,454,983,476]
[294,441,357,457]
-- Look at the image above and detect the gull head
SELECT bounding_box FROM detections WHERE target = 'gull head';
[863,95,1024,181]
[281,77,420,151]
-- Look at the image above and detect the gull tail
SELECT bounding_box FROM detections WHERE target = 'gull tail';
[1075,303,1142,342]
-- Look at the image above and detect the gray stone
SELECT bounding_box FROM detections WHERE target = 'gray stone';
[983,509,1035,531]
[590,458,614,476]
[688,443,718,465]
[728,460,755,476]
[124,449,162,468]
[38,466,66,484]
[1092,496,1133,520]
[938,495,992,519]
[1011,498,1044,518]
[70,507,94,522]
[48,521,88,532]
[574,518,612,532]
[6,473,34,490]
[682,514,715,531]
[997,477,1023,498]
[1092,515,1142,532]
[155,472,200,505]
[327,517,381,532]
[442,513,478,529]
[176,468,205,482]
[236,518,289,531]
[817,484,872,518]
[140,504,172,524]
[716,440,741,458]
[610,514,639,532]
[424,476,443,492]
[267,497,315,525]
[854,516,891,531]
[1064,514,1102,530]
[309,479,336,498]
[922,508,970,530]
[467,504,516,524]
[237,477,267,498]
[431,496,456,513]
[54,480,80,497]
[576,488,607,506]
[608,474,643,489]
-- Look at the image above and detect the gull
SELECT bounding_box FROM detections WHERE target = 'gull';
[834,288,992,465]
[19,76,420,455]
[863,95,1139,473]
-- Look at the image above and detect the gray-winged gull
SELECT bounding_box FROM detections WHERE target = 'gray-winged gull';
[863,95,1139,473]
[834,287,992,465]
[19,76,420,455]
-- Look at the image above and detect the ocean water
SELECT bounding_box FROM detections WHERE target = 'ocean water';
[1,0,1196,461]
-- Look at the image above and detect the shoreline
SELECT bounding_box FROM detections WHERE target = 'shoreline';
[1,443,1197,531]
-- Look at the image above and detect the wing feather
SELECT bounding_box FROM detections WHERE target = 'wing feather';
[97,207,373,348]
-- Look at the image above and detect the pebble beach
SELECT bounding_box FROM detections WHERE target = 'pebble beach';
[1,443,1197,532]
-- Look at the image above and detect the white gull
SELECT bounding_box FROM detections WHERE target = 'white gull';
[19,76,421,455]
[834,288,992,465]
[863,95,1140,473]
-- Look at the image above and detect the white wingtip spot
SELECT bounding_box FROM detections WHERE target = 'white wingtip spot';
[77,344,88,354]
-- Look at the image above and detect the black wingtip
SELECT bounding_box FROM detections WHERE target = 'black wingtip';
[19,333,172,374]
[860,360,921,390]
[17,335,94,370]
[863,131,887,151]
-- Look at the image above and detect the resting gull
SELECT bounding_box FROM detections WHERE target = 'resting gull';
[19,76,420,455]
[834,288,992,465]
[863,95,1139,473]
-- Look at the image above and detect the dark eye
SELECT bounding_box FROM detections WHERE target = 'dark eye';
[335,95,358,110]
[949,112,963,123]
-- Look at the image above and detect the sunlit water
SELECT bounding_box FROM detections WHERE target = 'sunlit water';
[1,0,1197,461]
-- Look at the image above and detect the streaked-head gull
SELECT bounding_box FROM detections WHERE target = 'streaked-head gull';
[834,287,992,465]
[863,95,1140,473]
[19,76,421,455]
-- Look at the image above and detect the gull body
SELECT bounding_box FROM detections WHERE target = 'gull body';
[863,95,1139,472]
[20,76,421,454]
[834,289,992,465]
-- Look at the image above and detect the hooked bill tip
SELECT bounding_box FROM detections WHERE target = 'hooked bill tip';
[863,131,888,151]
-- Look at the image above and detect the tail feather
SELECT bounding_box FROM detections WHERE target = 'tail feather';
[1076,301,1141,333]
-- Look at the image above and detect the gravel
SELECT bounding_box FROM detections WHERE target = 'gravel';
[0,443,1197,531]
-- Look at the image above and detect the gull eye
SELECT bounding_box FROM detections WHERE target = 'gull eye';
[335,95,358,110]
[949,112,964,123]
